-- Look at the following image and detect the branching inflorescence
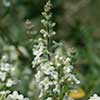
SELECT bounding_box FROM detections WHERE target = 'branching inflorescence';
[0,0,100,100]
[32,0,80,100]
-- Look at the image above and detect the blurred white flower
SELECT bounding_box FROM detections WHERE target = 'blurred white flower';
[6,91,29,100]
[39,77,53,91]
[45,97,53,100]
[53,84,60,94]
[0,71,6,81]
[35,70,43,82]
[0,62,11,72]
[3,0,11,7]
[2,54,8,62]
[0,90,10,95]
[6,79,14,87]
[89,94,100,100]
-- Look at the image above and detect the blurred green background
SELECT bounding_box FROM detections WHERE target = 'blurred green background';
[0,0,100,99]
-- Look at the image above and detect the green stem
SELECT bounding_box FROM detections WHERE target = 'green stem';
[46,20,51,60]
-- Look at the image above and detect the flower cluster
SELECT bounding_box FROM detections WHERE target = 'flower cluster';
[0,90,29,100]
[0,55,15,88]
[34,55,79,100]
[0,55,29,100]
[88,94,100,100]
[32,0,80,100]
[40,0,56,38]
[6,91,29,100]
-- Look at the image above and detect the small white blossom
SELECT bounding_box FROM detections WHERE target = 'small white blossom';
[0,71,6,81]
[39,77,53,91]
[6,79,14,87]
[6,91,29,100]
[0,63,11,72]
[3,0,11,7]
[53,84,60,94]
[45,97,53,100]
[2,54,8,62]
[35,70,43,82]
[89,94,100,100]
[0,90,10,95]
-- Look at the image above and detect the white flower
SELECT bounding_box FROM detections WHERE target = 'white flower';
[63,65,73,74]
[0,71,6,81]
[3,0,11,7]
[0,90,10,95]
[2,54,8,62]
[64,58,71,64]
[53,84,60,94]
[45,97,53,100]
[33,42,45,57]
[41,63,56,76]
[68,74,80,84]
[6,91,23,100]
[89,94,100,100]
[6,91,29,100]
[35,70,43,82]
[0,63,11,72]
[39,77,53,91]
[6,79,14,87]
[49,71,58,80]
